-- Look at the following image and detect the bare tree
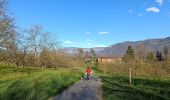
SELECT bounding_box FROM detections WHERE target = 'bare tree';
[135,45,149,61]
[77,48,85,59]
[14,30,29,66]
[0,0,16,63]
[20,25,58,68]
[164,47,168,61]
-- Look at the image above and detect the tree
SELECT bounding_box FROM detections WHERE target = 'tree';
[156,51,164,61]
[123,46,135,62]
[40,47,50,68]
[164,47,168,61]
[0,0,16,63]
[15,31,29,66]
[146,52,155,62]
[90,48,98,66]
[135,45,148,60]
[90,49,97,58]
[77,48,85,58]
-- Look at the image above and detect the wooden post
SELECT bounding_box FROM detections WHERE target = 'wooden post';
[129,67,132,85]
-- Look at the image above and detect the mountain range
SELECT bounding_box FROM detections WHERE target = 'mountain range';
[61,37,170,57]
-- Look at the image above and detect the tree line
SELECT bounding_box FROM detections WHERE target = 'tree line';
[99,45,170,78]
[0,0,85,69]
[123,45,169,62]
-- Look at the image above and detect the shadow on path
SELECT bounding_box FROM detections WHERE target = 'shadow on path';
[52,76,103,100]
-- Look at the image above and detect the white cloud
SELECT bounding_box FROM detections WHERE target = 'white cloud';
[99,32,109,35]
[138,13,144,16]
[64,41,74,44]
[128,9,133,13]
[86,39,93,42]
[146,7,160,13]
[156,0,164,6]
[85,32,91,35]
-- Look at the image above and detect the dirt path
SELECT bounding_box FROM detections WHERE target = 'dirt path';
[52,76,103,100]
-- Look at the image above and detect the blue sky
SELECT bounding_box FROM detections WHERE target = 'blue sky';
[8,0,170,48]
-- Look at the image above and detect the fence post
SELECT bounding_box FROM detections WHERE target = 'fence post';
[129,67,132,85]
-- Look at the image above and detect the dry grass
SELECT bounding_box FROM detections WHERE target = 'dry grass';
[98,60,170,79]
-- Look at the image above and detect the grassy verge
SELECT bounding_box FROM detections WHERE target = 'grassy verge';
[0,65,81,100]
[99,74,170,100]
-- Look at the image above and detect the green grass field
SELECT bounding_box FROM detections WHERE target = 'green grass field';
[1,65,170,100]
[0,65,82,100]
[100,74,170,100]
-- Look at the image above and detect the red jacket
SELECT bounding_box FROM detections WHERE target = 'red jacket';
[86,67,91,74]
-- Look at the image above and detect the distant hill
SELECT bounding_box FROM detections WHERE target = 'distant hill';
[58,47,105,55]
[61,37,170,57]
[98,37,170,57]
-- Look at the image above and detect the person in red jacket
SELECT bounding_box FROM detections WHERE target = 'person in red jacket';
[86,67,91,80]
